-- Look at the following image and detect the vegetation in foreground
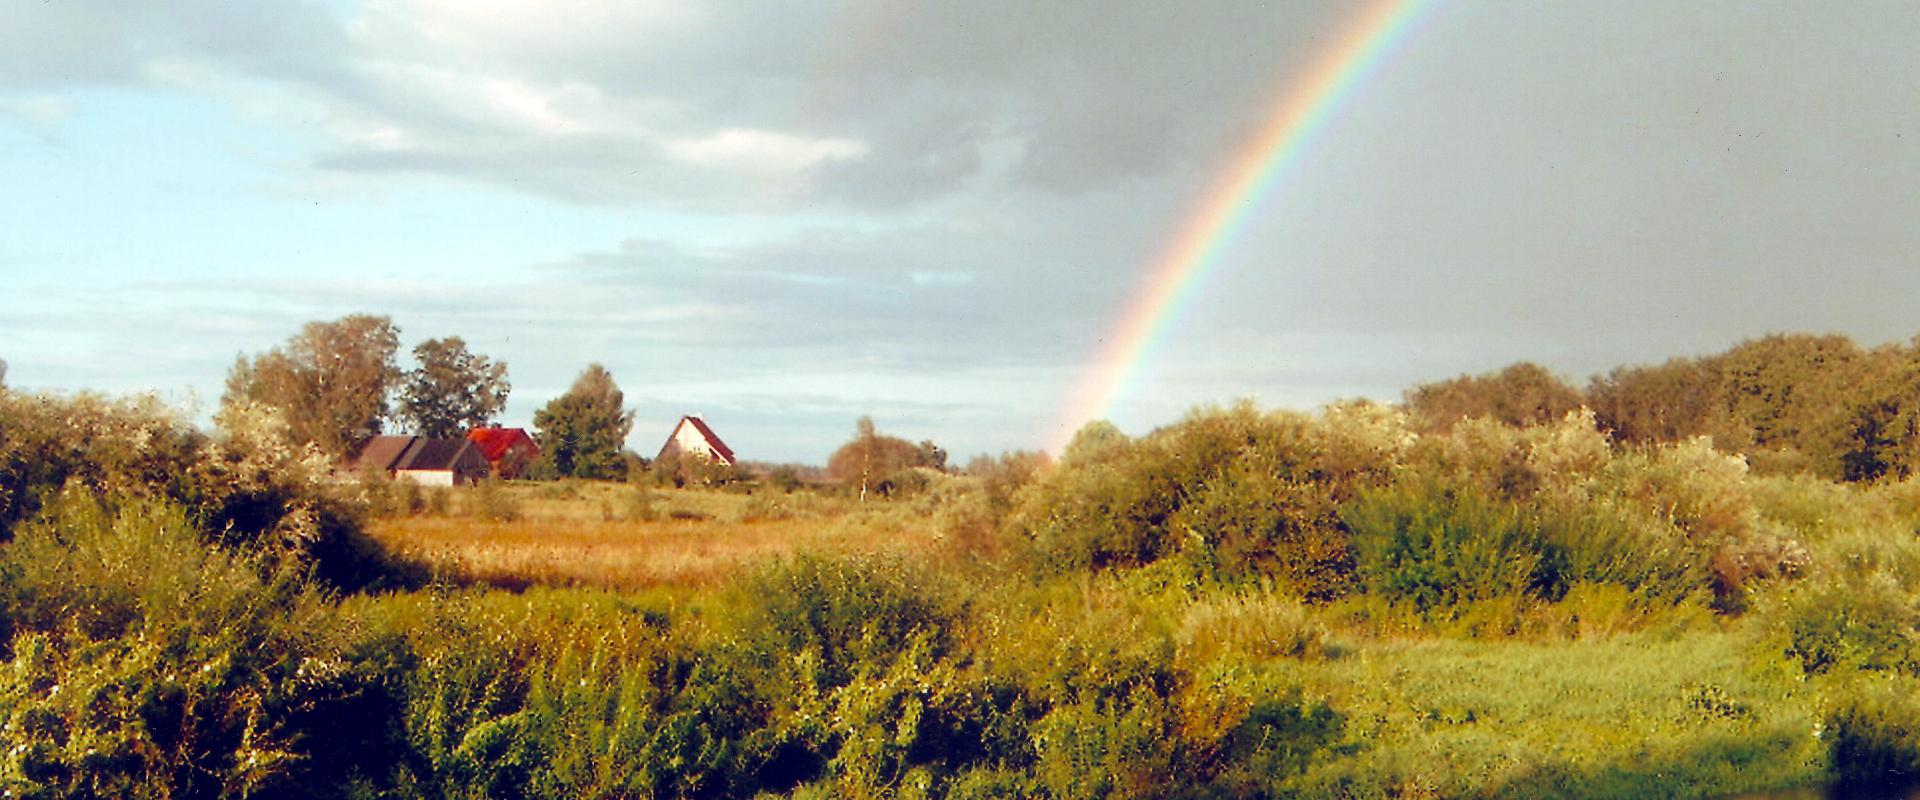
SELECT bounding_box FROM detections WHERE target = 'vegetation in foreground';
[7,344,1920,797]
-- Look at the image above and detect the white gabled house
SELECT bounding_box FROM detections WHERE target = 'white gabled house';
[655,415,736,466]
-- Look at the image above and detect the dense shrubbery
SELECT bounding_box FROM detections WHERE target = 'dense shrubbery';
[12,381,1920,795]
[1004,404,1816,619]
[0,391,419,590]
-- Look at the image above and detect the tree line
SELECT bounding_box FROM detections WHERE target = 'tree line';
[223,314,633,479]
[1404,332,1920,482]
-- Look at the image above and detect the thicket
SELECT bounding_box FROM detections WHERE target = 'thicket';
[1412,332,1920,483]
[7,382,1920,796]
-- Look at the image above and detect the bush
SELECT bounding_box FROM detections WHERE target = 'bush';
[1343,476,1563,612]
[1006,403,1388,590]
[469,478,521,522]
[1826,677,1920,786]
[0,391,418,592]
[1780,578,1919,675]
[0,495,407,797]
[732,555,960,689]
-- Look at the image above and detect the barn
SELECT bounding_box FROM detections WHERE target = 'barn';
[466,426,541,479]
[351,435,492,486]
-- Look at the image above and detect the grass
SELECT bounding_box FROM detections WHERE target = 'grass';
[1273,627,1825,798]
[366,481,952,589]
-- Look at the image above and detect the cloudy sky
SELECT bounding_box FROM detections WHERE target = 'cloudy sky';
[4,1,1919,463]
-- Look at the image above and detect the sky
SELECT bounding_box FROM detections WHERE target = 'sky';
[4,1,1920,464]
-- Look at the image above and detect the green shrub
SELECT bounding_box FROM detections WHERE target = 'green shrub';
[1007,403,1387,589]
[1780,578,1919,675]
[732,555,960,689]
[1344,476,1563,612]
[469,478,521,522]
[1826,676,1920,786]
[0,495,406,798]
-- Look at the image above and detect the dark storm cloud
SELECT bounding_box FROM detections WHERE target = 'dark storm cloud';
[12,0,1920,456]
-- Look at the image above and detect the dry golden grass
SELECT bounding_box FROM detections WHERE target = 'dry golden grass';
[367,482,952,590]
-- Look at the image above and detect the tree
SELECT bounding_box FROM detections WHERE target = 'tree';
[222,314,401,458]
[825,416,945,497]
[1402,362,1583,432]
[396,337,510,438]
[532,364,634,479]
[1586,356,1719,444]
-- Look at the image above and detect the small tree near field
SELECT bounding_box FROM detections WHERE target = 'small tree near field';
[532,363,635,480]
[826,416,945,499]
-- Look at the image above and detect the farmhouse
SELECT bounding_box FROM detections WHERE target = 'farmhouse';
[351,435,491,486]
[656,415,736,466]
[466,426,541,479]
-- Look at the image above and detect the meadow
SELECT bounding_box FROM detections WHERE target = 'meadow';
[4,391,1920,798]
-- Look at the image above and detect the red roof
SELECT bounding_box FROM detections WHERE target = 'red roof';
[684,416,735,463]
[466,427,539,462]
[657,415,735,464]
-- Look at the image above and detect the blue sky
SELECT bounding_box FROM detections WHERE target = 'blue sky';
[6,1,1920,463]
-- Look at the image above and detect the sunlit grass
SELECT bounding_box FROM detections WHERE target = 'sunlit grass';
[366,482,953,589]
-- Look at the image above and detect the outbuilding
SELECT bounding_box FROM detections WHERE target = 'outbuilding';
[351,435,492,486]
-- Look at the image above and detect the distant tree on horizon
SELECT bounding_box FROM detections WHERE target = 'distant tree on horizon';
[826,415,945,497]
[1404,362,1583,433]
[532,363,634,480]
[222,314,401,458]
[396,336,509,438]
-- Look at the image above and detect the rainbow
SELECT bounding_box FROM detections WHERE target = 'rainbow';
[1050,0,1440,452]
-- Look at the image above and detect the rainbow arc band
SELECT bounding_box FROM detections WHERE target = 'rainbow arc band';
[1050,0,1441,453]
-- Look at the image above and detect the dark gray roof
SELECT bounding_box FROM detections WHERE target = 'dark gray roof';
[351,435,417,472]
[394,438,488,473]
[350,435,489,474]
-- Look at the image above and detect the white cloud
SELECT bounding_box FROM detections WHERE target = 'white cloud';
[667,128,867,173]
[0,95,71,127]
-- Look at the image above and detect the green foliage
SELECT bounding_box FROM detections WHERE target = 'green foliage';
[222,313,402,458]
[1588,355,1720,443]
[0,390,418,590]
[1403,361,1583,433]
[825,416,947,496]
[1007,402,1391,597]
[1779,578,1919,675]
[651,450,738,488]
[396,336,510,439]
[1825,676,1920,786]
[1344,476,1562,611]
[17,381,1920,798]
[532,363,635,480]
[732,555,960,689]
[0,496,406,798]
[469,477,521,522]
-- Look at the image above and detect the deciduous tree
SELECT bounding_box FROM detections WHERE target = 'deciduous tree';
[532,363,634,479]
[1403,362,1582,433]
[222,314,401,458]
[396,337,510,438]
[826,416,945,497]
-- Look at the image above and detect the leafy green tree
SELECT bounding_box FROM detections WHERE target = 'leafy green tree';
[1403,362,1583,432]
[396,336,510,438]
[532,363,634,479]
[825,416,945,497]
[1587,356,1720,444]
[1713,333,1866,478]
[222,314,401,458]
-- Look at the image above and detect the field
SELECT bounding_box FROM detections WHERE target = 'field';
[357,479,1841,798]
[367,482,939,589]
[8,393,1920,799]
